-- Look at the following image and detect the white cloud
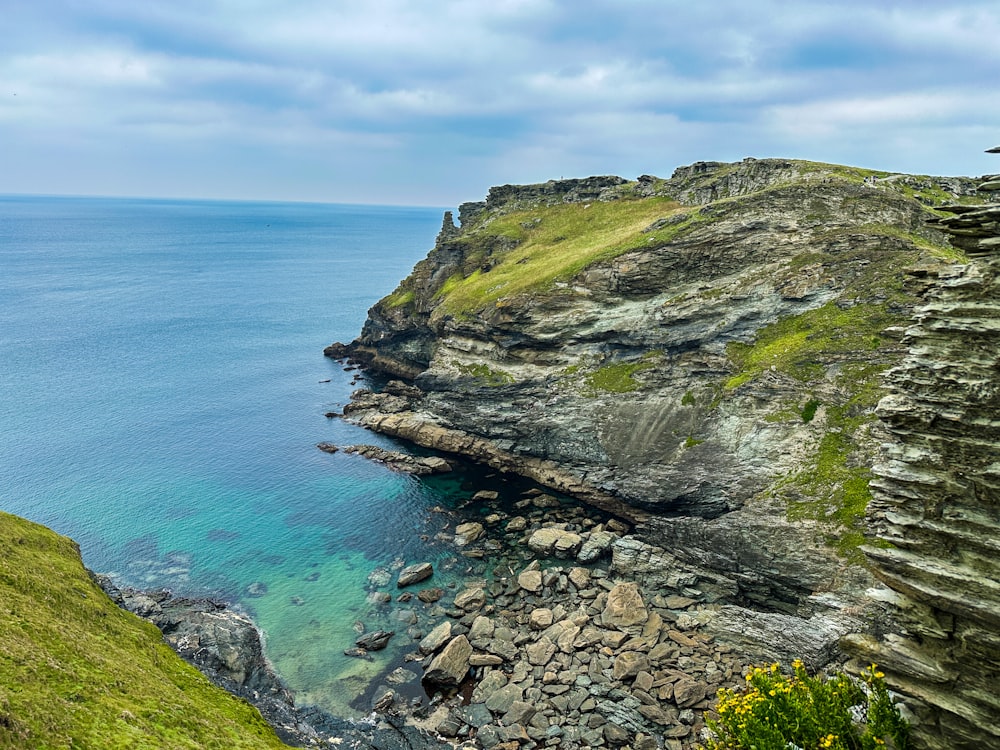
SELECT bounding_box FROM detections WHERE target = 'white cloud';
[1,0,998,202]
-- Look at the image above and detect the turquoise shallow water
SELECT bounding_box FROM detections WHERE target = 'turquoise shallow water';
[0,194,499,715]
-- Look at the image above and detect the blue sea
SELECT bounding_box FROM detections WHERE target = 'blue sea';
[0,194,511,716]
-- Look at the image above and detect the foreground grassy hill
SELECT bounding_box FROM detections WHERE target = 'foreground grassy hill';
[0,511,289,750]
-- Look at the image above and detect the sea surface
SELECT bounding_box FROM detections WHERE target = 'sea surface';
[0,194,508,716]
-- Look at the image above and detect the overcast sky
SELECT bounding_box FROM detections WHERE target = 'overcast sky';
[2,1,998,206]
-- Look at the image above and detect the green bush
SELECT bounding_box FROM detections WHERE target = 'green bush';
[704,662,908,750]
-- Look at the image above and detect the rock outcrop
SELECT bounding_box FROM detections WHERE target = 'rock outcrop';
[330,158,982,615]
[328,157,1000,747]
[844,153,1000,750]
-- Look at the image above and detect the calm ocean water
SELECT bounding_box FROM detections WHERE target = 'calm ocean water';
[0,194,500,715]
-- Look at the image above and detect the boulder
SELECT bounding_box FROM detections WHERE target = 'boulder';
[528,528,582,558]
[418,620,452,655]
[529,608,554,630]
[577,530,617,563]
[355,630,394,651]
[423,635,472,687]
[518,569,543,593]
[612,651,650,680]
[397,562,433,588]
[454,586,486,611]
[454,522,484,546]
[601,582,649,632]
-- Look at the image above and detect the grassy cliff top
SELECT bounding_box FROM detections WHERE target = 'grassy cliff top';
[0,511,289,750]
[382,158,980,321]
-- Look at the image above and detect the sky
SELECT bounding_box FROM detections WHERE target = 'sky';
[2,0,999,206]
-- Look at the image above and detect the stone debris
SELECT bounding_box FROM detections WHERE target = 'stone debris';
[342,491,758,750]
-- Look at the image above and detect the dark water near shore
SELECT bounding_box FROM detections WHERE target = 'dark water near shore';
[0,194,525,715]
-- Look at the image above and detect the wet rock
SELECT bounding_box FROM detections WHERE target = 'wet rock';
[355,630,394,651]
[386,667,418,685]
[342,445,452,475]
[473,490,500,501]
[397,562,433,588]
[245,581,267,597]
[423,635,472,687]
[316,442,339,454]
[454,522,484,546]
[417,587,444,603]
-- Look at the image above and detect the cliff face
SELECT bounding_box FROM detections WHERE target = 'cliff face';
[334,159,980,618]
[844,169,1000,749]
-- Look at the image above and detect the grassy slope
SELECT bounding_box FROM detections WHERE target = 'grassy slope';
[0,512,289,750]
[420,163,976,320]
[432,196,685,317]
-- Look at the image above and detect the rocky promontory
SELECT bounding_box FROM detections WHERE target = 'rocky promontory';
[327,157,998,747]
[330,159,981,611]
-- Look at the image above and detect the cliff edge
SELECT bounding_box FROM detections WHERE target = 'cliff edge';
[331,158,980,619]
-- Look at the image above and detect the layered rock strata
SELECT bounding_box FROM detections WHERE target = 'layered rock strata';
[331,159,981,616]
[844,155,1000,750]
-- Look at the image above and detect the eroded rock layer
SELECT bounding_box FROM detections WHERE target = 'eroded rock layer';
[333,158,982,616]
[846,161,1000,750]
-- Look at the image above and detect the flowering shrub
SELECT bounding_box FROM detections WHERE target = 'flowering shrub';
[703,661,908,750]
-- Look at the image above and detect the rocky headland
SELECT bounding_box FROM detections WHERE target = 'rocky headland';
[325,157,1000,748]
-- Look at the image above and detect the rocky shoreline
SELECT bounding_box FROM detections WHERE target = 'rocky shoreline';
[93,574,446,749]
[97,464,869,750]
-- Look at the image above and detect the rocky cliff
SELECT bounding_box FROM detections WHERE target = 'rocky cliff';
[843,156,1000,749]
[331,158,982,629]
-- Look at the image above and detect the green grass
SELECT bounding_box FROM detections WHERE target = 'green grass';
[724,302,892,389]
[454,361,515,386]
[582,353,660,394]
[384,288,415,309]
[432,197,688,316]
[0,512,290,750]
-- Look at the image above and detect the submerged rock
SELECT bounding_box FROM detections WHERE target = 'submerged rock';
[355,630,394,651]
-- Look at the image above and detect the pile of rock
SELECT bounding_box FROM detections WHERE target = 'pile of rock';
[407,565,746,749]
[348,489,752,750]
